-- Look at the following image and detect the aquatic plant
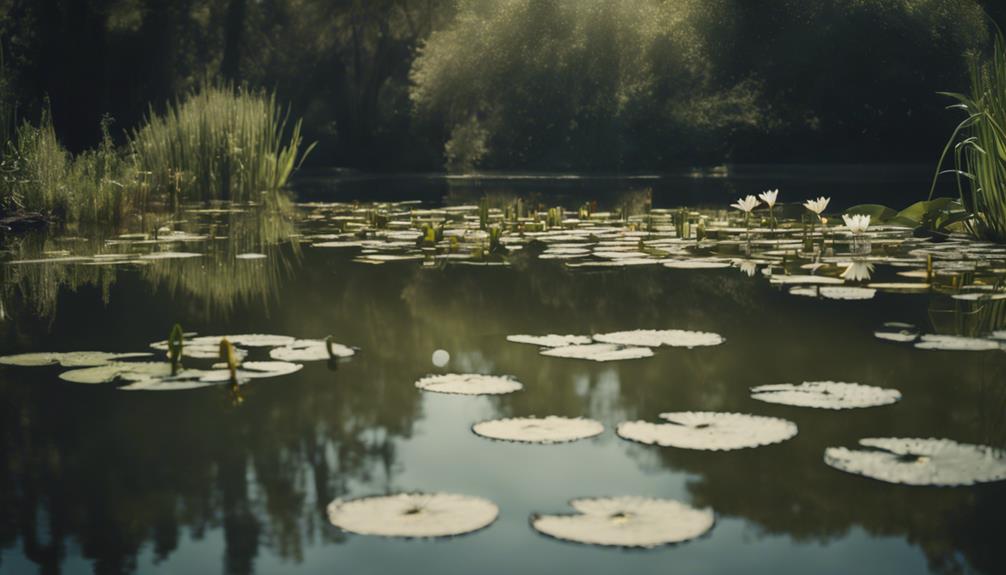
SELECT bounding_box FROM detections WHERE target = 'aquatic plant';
[617,412,798,450]
[472,416,604,444]
[842,214,871,234]
[759,189,779,230]
[414,373,523,395]
[824,438,1006,486]
[530,497,714,548]
[130,85,314,204]
[167,323,185,375]
[930,26,1006,241]
[730,194,760,229]
[327,493,499,538]
[750,381,901,410]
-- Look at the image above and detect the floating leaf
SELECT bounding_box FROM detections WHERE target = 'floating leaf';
[874,323,920,343]
[914,335,1002,351]
[540,343,654,362]
[530,497,714,548]
[617,412,797,450]
[824,438,1006,486]
[327,493,498,538]
[506,334,593,347]
[415,373,523,395]
[593,329,724,349]
[0,351,151,368]
[751,381,901,410]
[472,416,604,444]
[269,339,356,361]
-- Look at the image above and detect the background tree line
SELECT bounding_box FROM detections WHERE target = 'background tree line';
[0,0,1003,172]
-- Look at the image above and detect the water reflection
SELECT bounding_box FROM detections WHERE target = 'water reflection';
[1,194,1005,574]
[1,196,300,326]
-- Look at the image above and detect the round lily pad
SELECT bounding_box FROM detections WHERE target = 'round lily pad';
[415,373,523,395]
[824,438,1006,486]
[530,496,714,548]
[472,416,604,444]
[593,329,724,349]
[0,351,151,367]
[269,339,356,361]
[506,334,593,347]
[914,335,1001,351]
[751,381,901,410]
[617,411,798,450]
[540,343,654,362]
[327,493,499,538]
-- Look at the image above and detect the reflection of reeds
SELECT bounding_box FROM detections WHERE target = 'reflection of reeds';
[928,296,1006,337]
[142,198,301,318]
[1,196,300,321]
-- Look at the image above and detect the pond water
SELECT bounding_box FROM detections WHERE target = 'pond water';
[1,169,1004,575]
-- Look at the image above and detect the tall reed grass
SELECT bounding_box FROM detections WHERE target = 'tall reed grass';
[931,27,1006,242]
[1,85,312,224]
[130,86,314,205]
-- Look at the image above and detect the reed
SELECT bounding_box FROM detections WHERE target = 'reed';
[931,26,1006,242]
[130,85,314,204]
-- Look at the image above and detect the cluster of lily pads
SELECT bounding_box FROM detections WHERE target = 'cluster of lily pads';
[325,321,1006,548]
[0,332,355,392]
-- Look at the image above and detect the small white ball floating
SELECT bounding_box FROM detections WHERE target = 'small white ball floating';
[617,411,798,451]
[0,351,151,368]
[540,343,653,362]
[431,349,451,367]
[415,373,523,395]
[593,329,725,349]
[530,496,715,548]
[472,416,604,444]
[750,381,901,410]
[824,438,1006,486]
[327,493,499,538]
[506,334,593,347]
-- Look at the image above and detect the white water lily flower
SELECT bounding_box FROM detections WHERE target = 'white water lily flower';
[730,195,760,213]
[758,189,779,208]
[842,214,871,234]
[803,196,830,215]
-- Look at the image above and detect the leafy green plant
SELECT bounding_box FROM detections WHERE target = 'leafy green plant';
[930,26,1006,241]
[130,85,314,204]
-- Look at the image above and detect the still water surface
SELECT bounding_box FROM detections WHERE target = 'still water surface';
[1,170,1003,575]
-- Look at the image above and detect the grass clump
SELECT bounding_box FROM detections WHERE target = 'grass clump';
[932,26,1006,242]
[1,85,312,225]
[130,86,314,205]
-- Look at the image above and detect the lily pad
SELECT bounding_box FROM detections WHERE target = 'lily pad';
[269,339,356,361]
[415,373,523,395]
[593,329,724,349]
[540,343,654,362]
[58,362,174,384]
[914,335,1002,351]
[0,351,152,367]
[327,493,499,538]
[769,275,845,285]
[751,381,901,410]
[824,438,1006,486]
[506,334,593,347]
[472,416,604,444]
[616,412,798,450]
[530,497,714,548]
[874,322,920,343]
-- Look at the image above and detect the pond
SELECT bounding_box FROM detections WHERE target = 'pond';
[1,168,1004,575]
